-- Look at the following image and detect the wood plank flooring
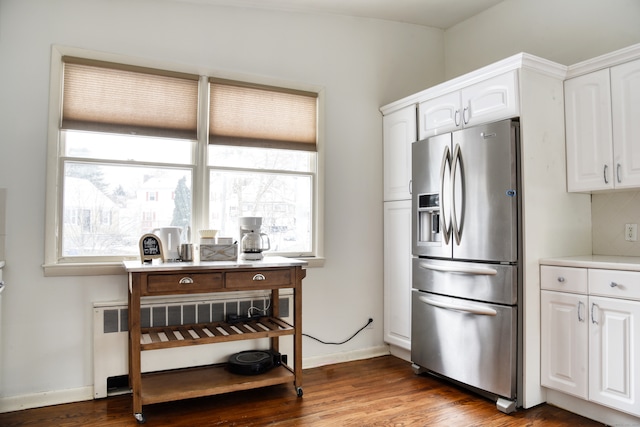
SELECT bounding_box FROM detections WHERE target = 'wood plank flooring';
[0,355,603,426]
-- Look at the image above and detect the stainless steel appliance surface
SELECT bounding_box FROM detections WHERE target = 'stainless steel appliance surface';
[410,118,522,414]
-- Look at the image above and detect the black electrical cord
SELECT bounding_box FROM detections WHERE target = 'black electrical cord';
[302,318,373,345]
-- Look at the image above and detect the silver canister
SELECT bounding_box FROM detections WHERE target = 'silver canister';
[179,243,193,261]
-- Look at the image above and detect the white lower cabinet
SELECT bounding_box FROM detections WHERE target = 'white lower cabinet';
[383,200,412,350]
[589,295,640,415]
[541,266,640,418]
[541,290,589,398]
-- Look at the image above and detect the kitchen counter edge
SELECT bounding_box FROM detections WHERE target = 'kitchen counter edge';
[539,255,640,272]
[123,256,308,273]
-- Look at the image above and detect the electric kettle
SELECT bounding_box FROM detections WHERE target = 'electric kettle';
[152,226,182,261]
[240,230,270,260]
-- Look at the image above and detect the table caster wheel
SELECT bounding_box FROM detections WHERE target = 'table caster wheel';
[134,412,146,424]
[296,386,303,397]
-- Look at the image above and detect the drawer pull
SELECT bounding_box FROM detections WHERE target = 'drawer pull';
[557,276,565,283]
[591,303,599,325]
[610,281,619,288]
[252,273,266,281]
[577,301,585,322]
[179,277,194,284]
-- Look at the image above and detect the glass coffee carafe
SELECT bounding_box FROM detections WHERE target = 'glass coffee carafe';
[240,230,271,260]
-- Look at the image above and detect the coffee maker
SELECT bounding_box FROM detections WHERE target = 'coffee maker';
[238,217,270,261]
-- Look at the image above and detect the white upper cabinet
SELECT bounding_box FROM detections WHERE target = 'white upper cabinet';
[383,105,416,201]
[611,58,640,189]
[418,71,519,140]
[417,91,459,138]
[565,70,613,191]
[565,58,640,192]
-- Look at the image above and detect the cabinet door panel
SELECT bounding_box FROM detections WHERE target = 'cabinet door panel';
[589,296,640,416]
[462,71,519,128]
[418,91,461,139]
[383,106,416,201]
[565,69,614,192]
[541,290,588,399]
[383,200,412,350]
[611,58,640,189]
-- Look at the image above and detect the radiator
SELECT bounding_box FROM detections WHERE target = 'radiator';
[93,291,292,398]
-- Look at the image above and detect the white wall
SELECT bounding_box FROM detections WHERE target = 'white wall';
[0,0,442,410]
[444,0,640,79]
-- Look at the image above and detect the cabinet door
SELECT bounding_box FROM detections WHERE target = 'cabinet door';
[611,58,640,189]
[383,106,416,201]
[418,91,461,140]
[383,200,412,350]
[565,69,614,192]
[462,70,519,129]
[589,296,640,416]
[541,290,588,399]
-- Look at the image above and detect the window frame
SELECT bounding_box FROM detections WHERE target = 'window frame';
[43,45,325,276]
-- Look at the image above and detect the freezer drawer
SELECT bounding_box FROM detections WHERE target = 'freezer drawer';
[413,257,517,305]
[411,290,517,399]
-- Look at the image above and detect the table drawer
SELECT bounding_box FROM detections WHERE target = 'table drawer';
[589,269,640,300]
[540,265,587,293]
[226,269,292,289]
[145,272,224,294]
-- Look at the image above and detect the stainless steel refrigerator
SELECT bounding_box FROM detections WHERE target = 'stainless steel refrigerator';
[410,118,521,413]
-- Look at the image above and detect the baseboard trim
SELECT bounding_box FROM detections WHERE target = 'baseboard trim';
[546,389,640,426]
[302,345,391,369]
[0,386,94,414]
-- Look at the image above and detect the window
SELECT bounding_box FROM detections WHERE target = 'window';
[44,48,322,275]
[208,79,317,255]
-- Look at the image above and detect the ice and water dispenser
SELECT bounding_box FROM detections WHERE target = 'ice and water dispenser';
[417,193,441,244]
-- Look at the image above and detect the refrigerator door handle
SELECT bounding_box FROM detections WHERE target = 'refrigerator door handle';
[418,261,498,276]
[418,295,497,316]
[440,145,452,244]
[451,143,464,245]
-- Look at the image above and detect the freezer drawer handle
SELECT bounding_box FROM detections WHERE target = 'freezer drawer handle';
[418,295,497,316]
[418,261,497,276]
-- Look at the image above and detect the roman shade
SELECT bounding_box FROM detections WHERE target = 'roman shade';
[209,78,317,152]
[61,56,199,140]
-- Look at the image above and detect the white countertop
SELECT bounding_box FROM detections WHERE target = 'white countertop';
[123,256,307,273]
[539,255,640,271]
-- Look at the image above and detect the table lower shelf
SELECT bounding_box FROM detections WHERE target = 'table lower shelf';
[140,363,296,406]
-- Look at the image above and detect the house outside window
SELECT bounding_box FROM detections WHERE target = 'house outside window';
[44,48,322,275]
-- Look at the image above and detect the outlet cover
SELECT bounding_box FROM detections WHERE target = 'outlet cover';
[625,224,638,241]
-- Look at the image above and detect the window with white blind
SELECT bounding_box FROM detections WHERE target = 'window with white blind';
[44,49,320,274]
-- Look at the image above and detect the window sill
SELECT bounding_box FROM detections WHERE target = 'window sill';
[43,256,325,277]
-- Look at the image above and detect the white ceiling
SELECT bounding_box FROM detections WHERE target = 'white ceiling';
[178,0,506,29]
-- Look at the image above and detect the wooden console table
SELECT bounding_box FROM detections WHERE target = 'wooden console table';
[123,257,307,423]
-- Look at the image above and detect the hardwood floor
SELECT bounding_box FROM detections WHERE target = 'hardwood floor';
[0,356,603,426]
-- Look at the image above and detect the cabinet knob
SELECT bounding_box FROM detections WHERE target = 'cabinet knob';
[610,281,619,288]
[252,273,266,281]
[179,277,194,284]
[557,276,565,283]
